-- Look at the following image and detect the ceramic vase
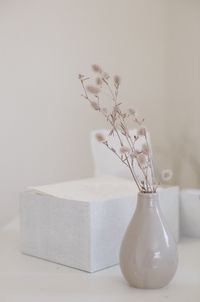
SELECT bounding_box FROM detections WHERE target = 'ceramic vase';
[120,192,178,289]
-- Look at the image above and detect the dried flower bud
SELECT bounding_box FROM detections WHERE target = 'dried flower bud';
[120,146,130,154]
[161,169,173,182]
[109,129,114,136]
[113,105,120,114]
[103,72,110,80]
[130,152,136,159]
[128,108,136,115]
[102,107,108,114]
[137,154,146,166]
[137,127,146,136]
[92,64,102,73]
[95,133,105,142]
[91,101,100,111]
[114,75,120,86]
[86,85,100,94]
[142,144,149,155]
[96,77,102,85]
[78,74,84,79]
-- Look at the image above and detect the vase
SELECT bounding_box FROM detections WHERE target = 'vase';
[120,192,178,289]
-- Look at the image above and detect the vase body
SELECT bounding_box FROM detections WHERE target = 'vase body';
[120,192,178,289]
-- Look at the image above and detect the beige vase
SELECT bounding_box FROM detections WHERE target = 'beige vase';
[120,192,178,289]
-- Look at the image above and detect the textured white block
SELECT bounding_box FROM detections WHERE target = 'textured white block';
[20,176,179,272]
[180,189,200,238]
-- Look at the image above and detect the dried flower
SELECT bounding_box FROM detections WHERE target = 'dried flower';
[137,154,146,166]
[120,146,130,154]
[128,108,136,115]
[137,127,146,136]
[102,107,108,114]
[79,64,158,193]
[108,129,114,136]
[96,78,102,85]
[130,152,136,159]
[114,75,120,86]
[92,64,102,73]
[91,101,100,111]
[103,72,110,80]
[161,169,173,182]
[78,74,84,79]
[114,105,121,114]
[86,85,100,94]
[95,133,105,142]
[142,144,149,155]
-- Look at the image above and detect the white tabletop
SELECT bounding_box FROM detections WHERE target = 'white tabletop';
[0,219,200,302]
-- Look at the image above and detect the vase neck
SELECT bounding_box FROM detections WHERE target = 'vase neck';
[137,192,159,209]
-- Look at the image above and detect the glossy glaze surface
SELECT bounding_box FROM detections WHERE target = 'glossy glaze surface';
[120,192,178,289]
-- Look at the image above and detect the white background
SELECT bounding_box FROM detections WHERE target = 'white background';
[0,0,199,226]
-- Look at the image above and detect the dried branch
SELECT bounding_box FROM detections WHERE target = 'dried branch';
[78,65,158,193]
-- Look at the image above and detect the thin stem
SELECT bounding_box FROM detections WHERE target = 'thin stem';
[79,71,157,193]
[118,113,149,191]
[144,131,155,191]
[102,78,116,104]
[125,155,143,192]
[103,142,128,166]
[103,142,141,191]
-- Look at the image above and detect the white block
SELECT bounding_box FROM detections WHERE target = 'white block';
[20,176,179,272]
[180,189,200,238]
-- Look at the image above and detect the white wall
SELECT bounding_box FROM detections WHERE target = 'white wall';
[0,0,199,226]
[166,0,200,188]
